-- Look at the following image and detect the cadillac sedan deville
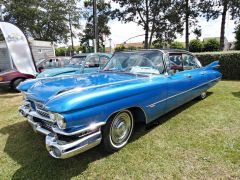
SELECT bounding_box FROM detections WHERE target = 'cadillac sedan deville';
[18,49,222,159]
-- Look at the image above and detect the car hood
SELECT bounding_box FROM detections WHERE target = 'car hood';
[24,72,149,105]
[37,67,80,78]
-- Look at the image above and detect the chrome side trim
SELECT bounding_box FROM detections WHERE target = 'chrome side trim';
[0,81,11,84]
[52,122,106,136]
[46,130,102,159]
[147,77,221,108]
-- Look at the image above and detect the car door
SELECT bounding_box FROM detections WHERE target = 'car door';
[182,53,207,99]
[165,53,194,112]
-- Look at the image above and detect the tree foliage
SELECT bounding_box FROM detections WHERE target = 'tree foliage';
[3,0,81,43]
[203,38,220,52]
[80,0,111,51]
[199,0,240,50]
[170,41,184,49]
[189,39,203,52]
[174,0,201,50]
[235,24,240,50]
[112,0,183,49]
[115,44,126,52]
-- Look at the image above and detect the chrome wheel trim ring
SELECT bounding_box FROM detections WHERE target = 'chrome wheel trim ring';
[201,91,207,99]
[109,110,133,149]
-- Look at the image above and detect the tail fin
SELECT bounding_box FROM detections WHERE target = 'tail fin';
[204,61,220,70]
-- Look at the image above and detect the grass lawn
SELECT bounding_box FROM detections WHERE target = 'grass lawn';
[0,81,240,179]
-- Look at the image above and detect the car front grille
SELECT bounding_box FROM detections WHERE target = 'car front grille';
[33,117,57,131]
[34,101,50,119]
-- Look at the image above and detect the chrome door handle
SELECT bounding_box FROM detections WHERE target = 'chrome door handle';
[200,72,205,75]
[185,74,192,78]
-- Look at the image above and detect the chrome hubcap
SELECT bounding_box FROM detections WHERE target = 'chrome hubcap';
[201,92,207,98]
[110,111,133,147]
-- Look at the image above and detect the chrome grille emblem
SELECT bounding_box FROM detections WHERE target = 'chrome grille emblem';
[34,101,50,119]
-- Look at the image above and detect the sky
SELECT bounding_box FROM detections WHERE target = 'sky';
[106,16,236,47]
[67,2,237,48]
[72,13,236,48]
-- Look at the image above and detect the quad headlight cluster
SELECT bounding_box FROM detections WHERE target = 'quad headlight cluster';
[49,113,66,129]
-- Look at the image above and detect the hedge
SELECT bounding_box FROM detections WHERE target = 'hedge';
[194,51,240,80]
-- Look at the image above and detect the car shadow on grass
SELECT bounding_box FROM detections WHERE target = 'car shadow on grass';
[232,91,240,98]
[0,88,20,98]
[0,92,213,179]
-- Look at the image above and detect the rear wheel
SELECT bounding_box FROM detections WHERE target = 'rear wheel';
[11,78,24,91]
[198,91,207,100]
[102,110,134,153]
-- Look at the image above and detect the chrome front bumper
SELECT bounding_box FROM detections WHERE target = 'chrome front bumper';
[46,131,102,159]
[18,102,104,159]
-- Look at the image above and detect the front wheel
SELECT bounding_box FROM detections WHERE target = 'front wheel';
[102,110,134,153]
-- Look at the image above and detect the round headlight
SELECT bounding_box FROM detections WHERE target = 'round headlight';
[55,113,66,129]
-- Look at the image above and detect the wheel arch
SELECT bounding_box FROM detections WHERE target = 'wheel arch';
[105,106,147,125]
[10,77,26,88]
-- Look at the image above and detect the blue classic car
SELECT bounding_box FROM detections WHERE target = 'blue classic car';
[18,49,221,159]
[37,53,112,78]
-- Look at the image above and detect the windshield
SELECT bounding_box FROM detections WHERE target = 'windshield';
[103,50,165,75]
[67,56,87,67]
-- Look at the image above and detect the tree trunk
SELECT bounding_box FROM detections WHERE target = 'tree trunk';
[185,0,189,51]
[144,0,149,49]
[93,0,98,52]
[149,29,154,47]
[69,13,74,56]
[220,1,228,51]
[144,25,149,49]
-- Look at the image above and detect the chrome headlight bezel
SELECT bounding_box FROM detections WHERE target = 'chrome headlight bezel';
[49,112,66,129]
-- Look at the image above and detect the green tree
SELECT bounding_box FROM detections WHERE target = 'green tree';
[170,41,184,49]
[174,0,201,50]
[199,0,240,50]
[203,38,220,52]
[4,0,81,43]
[55,47,67,56]
[126,46,138,50]
[115,45,126,52]
[65,0,82,54]
[112,0,183,49]
[80,0,111,51]
[235,25,240,50]
[189,39,203,52]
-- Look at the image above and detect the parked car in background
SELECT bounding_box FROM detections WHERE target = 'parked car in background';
[0,69,35,90]
[18,49,221,159]
[37,53,112,78]
[36,56,71,72]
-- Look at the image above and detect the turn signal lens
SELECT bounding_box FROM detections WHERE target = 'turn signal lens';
[0,76,4,81]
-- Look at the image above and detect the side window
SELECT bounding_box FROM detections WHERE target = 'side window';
[169,54,183,73]
[182,54,199,70]
[99,56,110,68]
[85,56,99,68]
